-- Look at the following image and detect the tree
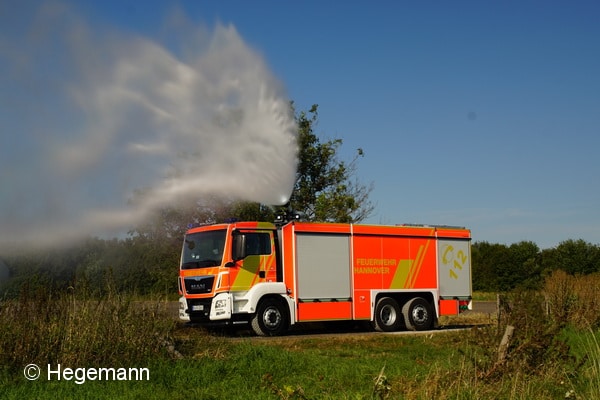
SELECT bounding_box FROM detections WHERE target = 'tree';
[286,104,374,223]
[471,241,505,291]
[508,241,541,289]
[217,104,375,223]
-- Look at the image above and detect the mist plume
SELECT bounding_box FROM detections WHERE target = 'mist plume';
[0,2,297,250]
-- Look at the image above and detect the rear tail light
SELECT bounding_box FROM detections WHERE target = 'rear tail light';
[458,300,470,312]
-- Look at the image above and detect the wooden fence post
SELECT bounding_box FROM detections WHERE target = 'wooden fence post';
[497,325,515,364]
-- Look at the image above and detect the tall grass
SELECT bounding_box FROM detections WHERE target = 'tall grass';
[447,271,600,400]
[585,330,600,400]
[0,281,176,373]
[543,270,600,329]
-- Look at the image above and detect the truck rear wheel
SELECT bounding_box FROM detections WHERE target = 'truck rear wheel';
[373,297,401,332]
[402,297,434,331]
[251,298,289,336]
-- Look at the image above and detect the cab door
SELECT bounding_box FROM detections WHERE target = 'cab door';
[229,230,277,291]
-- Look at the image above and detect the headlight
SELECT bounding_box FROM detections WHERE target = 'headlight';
[215,299,227,309]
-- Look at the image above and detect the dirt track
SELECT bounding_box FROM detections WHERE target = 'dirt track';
[469,301,497,315]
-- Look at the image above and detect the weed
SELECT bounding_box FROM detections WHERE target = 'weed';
[372,366,391,400]
[262,373,308,400]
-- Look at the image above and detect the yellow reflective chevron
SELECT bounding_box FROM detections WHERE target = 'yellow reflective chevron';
[390,259,412,289]
[230,255,261,291]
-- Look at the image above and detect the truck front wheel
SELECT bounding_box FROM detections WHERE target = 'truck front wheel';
[402,297,434,331]
[251,298,289,336]
[373,297,401,332]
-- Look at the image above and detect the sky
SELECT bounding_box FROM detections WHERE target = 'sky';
[1,1,599,250]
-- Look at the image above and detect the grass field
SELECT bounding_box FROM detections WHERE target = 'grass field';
[1,274,600,399]
[2,323,598,399]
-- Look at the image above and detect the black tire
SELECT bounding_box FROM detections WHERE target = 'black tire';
[402,297,434,331]
[372,297,402,332]
[251,298,289,336]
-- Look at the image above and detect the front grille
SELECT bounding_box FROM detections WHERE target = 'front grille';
[184,276,215,294]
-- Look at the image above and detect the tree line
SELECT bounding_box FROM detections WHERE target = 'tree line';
[472,239,600,291]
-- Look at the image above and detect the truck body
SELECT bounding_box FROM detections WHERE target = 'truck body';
[178,221,472,335]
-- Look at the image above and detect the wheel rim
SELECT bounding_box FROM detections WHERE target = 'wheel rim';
[411,304,429,325]
[263,306,282,329]
[380,304,398,326]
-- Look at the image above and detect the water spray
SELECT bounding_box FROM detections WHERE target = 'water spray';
[0,3,297,250]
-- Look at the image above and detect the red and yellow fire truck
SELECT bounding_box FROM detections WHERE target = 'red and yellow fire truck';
[178,220,471,335]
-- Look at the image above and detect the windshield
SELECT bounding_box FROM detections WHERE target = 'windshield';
[181,229,227,269]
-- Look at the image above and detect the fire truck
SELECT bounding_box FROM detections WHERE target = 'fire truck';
[178,219,472,336]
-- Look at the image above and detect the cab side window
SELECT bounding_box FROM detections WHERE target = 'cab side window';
[245,233,272,256]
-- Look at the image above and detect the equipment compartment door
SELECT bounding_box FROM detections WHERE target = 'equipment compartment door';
[438,239,472,297]
[296,233,351,300]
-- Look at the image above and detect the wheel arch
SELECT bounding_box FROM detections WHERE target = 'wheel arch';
[230,282,296,326]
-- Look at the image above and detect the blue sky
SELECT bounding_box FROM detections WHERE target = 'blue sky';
[2,1,599,249]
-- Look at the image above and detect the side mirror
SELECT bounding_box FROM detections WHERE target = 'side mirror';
[231,232,247,261]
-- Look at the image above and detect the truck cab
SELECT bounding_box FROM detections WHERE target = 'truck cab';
[178,222,292,334]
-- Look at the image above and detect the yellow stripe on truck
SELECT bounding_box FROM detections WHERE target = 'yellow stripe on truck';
[390,259,412,289]
[230,255,261,291]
